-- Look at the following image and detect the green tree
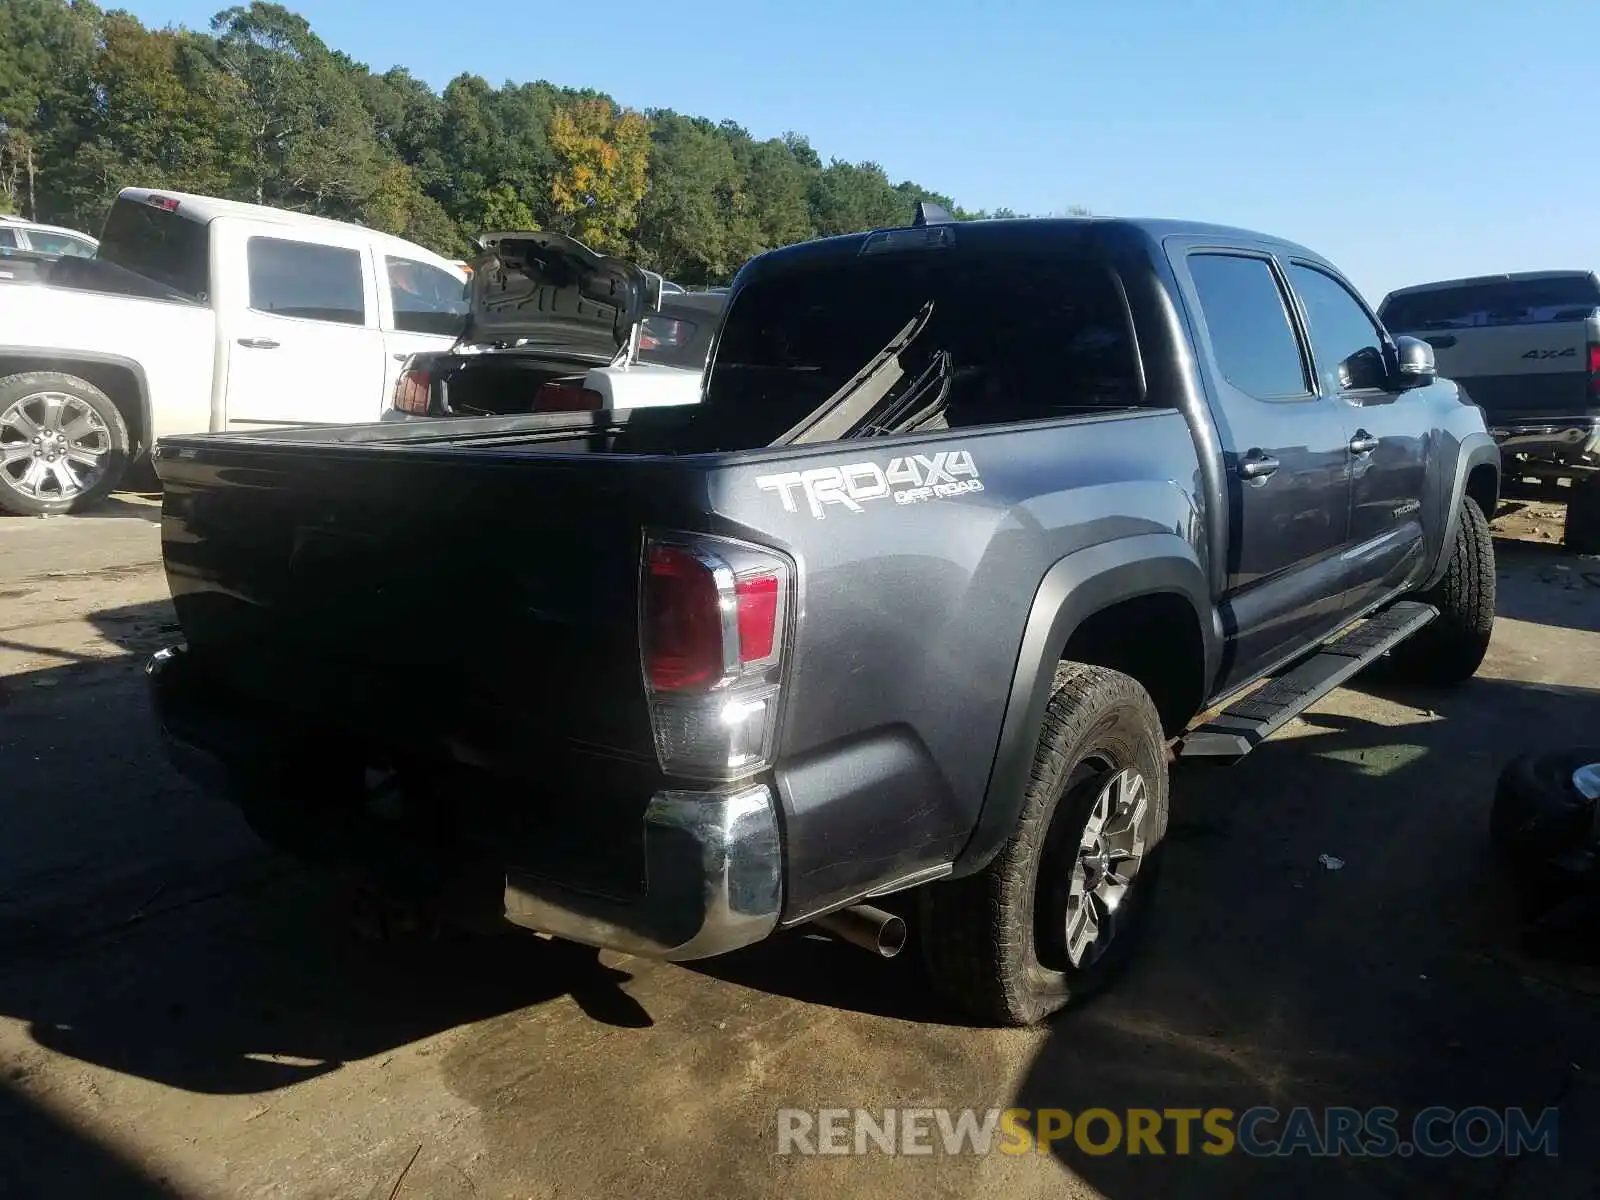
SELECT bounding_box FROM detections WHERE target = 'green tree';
[0,0,1062,265]
[547,96,649,255]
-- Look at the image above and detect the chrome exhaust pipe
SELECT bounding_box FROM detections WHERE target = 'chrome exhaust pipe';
[813,903,907,958]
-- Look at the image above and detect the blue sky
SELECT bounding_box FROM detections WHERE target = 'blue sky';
[127,0,1592,303]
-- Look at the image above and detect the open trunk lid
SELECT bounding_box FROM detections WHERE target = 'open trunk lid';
[462,231,663,363]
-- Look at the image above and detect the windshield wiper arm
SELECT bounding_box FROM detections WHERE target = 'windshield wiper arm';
[768,300,935,446]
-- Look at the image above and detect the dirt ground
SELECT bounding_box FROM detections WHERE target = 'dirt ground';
[1,490,1599,1199]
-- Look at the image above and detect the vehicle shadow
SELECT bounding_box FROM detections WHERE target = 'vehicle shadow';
[0,607,655,1100]
[1491,534,1600,634]
[0,490,163,525]
[90,490,162,522]
[1010,672,1600,1198]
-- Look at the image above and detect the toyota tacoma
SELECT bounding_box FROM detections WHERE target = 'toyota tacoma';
[146,209,1501,1026]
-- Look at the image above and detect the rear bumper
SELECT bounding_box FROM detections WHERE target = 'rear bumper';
[1489,416,1600,466]
[146,645,782,961]
[503,785,781,960]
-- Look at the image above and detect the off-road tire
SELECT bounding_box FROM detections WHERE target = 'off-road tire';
[1563,476,1600,556]
[921,662,1169,1026]
[1387,495,1495,686]
[0,371,130,516]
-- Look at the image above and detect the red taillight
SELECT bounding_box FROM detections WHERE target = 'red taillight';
[639,535,791,779]
[734,573,780,664]
[1588,344,1600,397]
[392,366,430,415]
[534,381,605,412]
[145,194,181,212]
[644,545,726,692]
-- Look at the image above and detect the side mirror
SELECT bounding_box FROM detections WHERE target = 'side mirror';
[1338,345,1389,391]
[1391,335,1436,389]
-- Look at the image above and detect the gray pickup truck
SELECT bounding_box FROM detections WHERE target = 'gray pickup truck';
[146,210,1501,1027]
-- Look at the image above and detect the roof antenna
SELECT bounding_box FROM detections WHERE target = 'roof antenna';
[913,201,953,227]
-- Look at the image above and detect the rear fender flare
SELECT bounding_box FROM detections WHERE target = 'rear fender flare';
[952,533,1216,878]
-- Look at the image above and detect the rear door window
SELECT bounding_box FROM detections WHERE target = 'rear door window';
[1380,276,1600,331]
[706,246,1148,437]
[0,228,17,249]
[247,237,366,325]
[385,255,467,335]
[1187,253,1311,399]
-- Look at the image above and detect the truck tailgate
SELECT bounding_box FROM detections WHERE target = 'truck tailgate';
[155,439,682,772]
[1380,272,1600,421]
[1419,319,1594,417]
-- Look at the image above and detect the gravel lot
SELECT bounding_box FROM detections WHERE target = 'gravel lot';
[1,491,1598,1199]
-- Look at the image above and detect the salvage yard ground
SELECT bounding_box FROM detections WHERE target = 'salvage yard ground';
[1,491,1599,1199]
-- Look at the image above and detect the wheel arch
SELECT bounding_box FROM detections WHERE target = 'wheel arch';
[0,351,153,461]
[951,533,1216,878]
[1422,431,1500,592]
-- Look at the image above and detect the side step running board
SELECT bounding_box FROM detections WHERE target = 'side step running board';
[1177,601,1439,761]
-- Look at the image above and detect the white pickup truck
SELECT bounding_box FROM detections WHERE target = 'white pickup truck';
[0,187,472,515]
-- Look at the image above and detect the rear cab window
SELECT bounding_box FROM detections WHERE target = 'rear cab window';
[247,238,366,325]
[703,240,1151,443]
[1186,253,1311,399]
[97,195,212,301]
[1380,275,1600,332]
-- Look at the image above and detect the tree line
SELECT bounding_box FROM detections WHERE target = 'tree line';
[0,0,1076,283]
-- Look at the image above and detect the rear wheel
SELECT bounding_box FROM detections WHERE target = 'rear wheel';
[922,662,1169,1026]
[0,371,129,516]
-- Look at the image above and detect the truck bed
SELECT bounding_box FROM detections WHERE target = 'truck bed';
[153,399,1202,920]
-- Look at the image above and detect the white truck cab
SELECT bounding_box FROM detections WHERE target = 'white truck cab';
[0,188,468,515]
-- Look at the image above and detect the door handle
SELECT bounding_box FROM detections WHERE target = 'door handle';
[1349,431,1380,455]
[1239,451,1280,480]
[236,337,280,350]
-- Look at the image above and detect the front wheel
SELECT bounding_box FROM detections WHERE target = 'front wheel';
[0,371,130,516]
[922,662,1170,1026]
[1387,495,1495,686]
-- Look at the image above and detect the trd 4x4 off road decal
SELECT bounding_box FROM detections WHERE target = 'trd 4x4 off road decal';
[755,451,983,519]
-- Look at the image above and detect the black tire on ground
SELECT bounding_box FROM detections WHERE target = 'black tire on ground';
[0,371,130,516]
[1386,495,1495,686]
[1489,748,1600,869]
[921,662,1170,1027]
[1563,476,1600,556]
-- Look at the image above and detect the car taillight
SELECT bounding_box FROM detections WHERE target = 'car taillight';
[640,533,792,780]
[145,194,181,212]
[534,381,605,411]
[1588,343,1600,398]
[391,365,431,415]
